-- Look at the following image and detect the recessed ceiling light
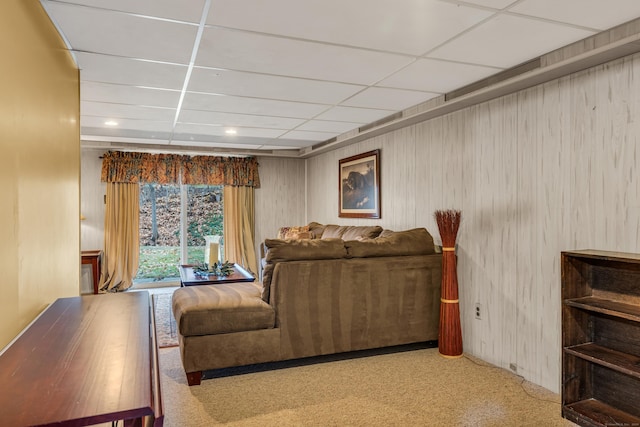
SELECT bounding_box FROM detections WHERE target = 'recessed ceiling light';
[225,129,237,135]
[105,120,118,126]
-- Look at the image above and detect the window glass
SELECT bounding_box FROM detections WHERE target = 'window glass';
[136,184,223,283]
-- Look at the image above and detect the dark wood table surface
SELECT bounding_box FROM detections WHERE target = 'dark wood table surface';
[0,292,163,426]
[179,263,255,286]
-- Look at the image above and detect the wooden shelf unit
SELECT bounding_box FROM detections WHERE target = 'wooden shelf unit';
[562,250,640,427]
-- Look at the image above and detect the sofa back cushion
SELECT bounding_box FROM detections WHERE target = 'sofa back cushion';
[307,222,326,239]
[344,228,436,258]
[320,224,383,240]
[261,238,346,301]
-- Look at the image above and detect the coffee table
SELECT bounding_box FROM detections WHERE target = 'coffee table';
[179,263,255,286]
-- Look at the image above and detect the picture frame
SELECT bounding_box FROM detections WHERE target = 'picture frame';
[338,149,381,218]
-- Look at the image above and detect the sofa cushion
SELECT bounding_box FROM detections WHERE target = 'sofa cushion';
[261,238,347,301]
[320,224,383,240]
[378,229,395,238]
[307,222,326,239]
[344,228,436,258]
[264,237,346,262]
[172,282,275,337]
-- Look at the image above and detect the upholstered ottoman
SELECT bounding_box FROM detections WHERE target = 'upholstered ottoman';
[171,282,278,385]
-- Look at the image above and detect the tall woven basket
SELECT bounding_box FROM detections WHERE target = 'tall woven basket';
[434,210,463,358]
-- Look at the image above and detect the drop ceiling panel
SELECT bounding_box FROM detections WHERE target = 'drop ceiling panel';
[44,2,197,63]
[460,0,519,9]
[188,68,364,104]
[377,58,501,93]
[429,14,596,68]
[314,106,396,123]
[170,140,264,149]
[82,82,181,107]
[181,92,329,119]
[81,117,174,132]
[296,120,364,133]
[207,0,493,55]
[280,130,338,142]
[196,27,414,85]
[81,101,175,121]
[179,110,305,129]
[50,0,207,23]
[76,52,188,89]
[173,123,285,139]
[510,0,640,31]
[342,87,440,110]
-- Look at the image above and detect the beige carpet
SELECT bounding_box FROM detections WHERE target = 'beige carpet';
[158,345,577,427]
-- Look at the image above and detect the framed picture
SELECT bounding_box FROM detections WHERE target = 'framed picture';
[339,149,381,218]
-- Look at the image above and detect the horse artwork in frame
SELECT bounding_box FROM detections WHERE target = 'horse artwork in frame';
[338,149,381,219]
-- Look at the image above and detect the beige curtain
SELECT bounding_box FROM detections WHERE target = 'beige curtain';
[223,186,258,275]
[100,182,140,292]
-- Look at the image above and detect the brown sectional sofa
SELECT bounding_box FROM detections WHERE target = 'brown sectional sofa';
[172,225,442,385]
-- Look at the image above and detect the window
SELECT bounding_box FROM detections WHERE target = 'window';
[136,183,223,283]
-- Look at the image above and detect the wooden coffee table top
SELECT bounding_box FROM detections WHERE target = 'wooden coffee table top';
[179,263,255,286]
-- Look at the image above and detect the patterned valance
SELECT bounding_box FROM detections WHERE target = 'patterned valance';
[101,151,260,187]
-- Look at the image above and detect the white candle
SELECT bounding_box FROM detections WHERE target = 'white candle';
[209,242,219,267]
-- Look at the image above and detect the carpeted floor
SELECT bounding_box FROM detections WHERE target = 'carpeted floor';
[158,344,577,427]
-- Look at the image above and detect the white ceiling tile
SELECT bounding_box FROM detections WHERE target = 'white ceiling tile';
[182,93,329,119]
[173,123,285,138]
[342,87,439,110]
[82,82,181,107]
[81,134,171,145]
[459,0,518,9]
[510,0,640,31]
[45,2,197,63]
[430,14,595,68]
[81,117,173,132]
[179,110,305,129]
[81,134,172,145]
[170,140,264,149]
[81,101,175,121]
[314,106,396,123]
[196,27,413,85]
[279,130,338,141]
[189,68,364,104]
[296,120,363,133]
[46,0,207,23]
[75,52,187,90]
[207,0,493,55]
[378,58,500,93]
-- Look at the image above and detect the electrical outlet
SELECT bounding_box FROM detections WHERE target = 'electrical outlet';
[475,303,482,320]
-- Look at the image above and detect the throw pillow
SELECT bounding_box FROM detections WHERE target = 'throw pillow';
[277,225,312,240]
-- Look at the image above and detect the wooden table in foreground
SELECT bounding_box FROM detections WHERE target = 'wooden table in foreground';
[0,292,163,426]
[179,263,255,286]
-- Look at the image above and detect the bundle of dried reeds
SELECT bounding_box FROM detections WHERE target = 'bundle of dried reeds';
[434,209,463,358]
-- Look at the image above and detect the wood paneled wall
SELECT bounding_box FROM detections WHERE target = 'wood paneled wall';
[81,149,107,252]
[305,54,640,393]
[254,156,307,249]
